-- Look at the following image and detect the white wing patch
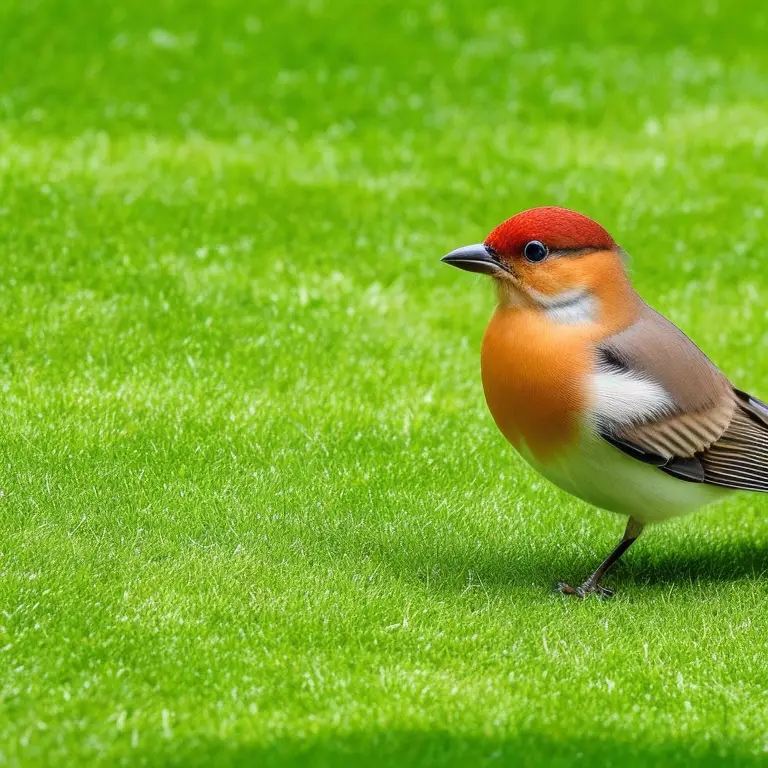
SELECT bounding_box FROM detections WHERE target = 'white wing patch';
[590,368,674,429]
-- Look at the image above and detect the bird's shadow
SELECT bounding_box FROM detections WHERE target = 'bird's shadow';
[619,542,768,587]
[391,533,768,596]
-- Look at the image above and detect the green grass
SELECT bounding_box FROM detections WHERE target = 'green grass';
[1,0,768,765]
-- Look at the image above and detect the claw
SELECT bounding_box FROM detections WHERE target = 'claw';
[555,581,615,600]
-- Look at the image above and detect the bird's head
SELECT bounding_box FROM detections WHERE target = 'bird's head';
[442,207,632,324]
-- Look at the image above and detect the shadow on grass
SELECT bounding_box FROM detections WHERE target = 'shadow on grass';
[621,541,768,587]
[150,729,762,768]
[390,534,768,596]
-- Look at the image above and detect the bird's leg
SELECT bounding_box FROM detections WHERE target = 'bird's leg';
[557,517,644,599]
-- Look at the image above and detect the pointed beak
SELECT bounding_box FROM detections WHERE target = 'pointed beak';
[440,244,508,275]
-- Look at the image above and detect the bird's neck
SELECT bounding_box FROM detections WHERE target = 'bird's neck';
[494,256,641,336]
[481,265,641,460]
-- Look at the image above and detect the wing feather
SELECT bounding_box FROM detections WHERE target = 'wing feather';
[697,402,768,491]
[593,305,768,493]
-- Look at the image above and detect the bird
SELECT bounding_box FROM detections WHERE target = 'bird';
[441,206,768,598]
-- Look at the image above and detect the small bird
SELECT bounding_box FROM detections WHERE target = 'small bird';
[442,206,768,598]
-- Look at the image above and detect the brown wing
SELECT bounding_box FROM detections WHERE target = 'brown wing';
[698,391,768,492]
[597,302,737,469]
[595,302,768,491]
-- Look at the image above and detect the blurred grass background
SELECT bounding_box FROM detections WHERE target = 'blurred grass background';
[0,1,767,765]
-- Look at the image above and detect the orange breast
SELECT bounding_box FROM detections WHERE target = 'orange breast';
[481,308,594,460]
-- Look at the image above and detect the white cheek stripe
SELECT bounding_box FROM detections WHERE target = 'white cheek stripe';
[590,369,674,428]
[544,294,597,325]
[525,286,597,325]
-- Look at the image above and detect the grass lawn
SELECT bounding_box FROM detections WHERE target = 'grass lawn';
[2,0,768,765]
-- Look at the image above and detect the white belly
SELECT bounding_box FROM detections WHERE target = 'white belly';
[517,428,730,524]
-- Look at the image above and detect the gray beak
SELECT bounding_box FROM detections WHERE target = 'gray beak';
[441,244,507,275]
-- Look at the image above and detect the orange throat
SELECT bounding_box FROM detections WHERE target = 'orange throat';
[480,267,639,462]
[480,307,591,460]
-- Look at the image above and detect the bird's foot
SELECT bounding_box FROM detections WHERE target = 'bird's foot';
[555,581,615,600]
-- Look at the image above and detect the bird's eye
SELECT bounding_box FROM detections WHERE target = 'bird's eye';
[523,240,548,263]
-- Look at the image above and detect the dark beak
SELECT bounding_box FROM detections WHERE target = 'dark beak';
[440,244,507,275]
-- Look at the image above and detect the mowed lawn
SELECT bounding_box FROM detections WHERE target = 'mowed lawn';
[1,1,768,765]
